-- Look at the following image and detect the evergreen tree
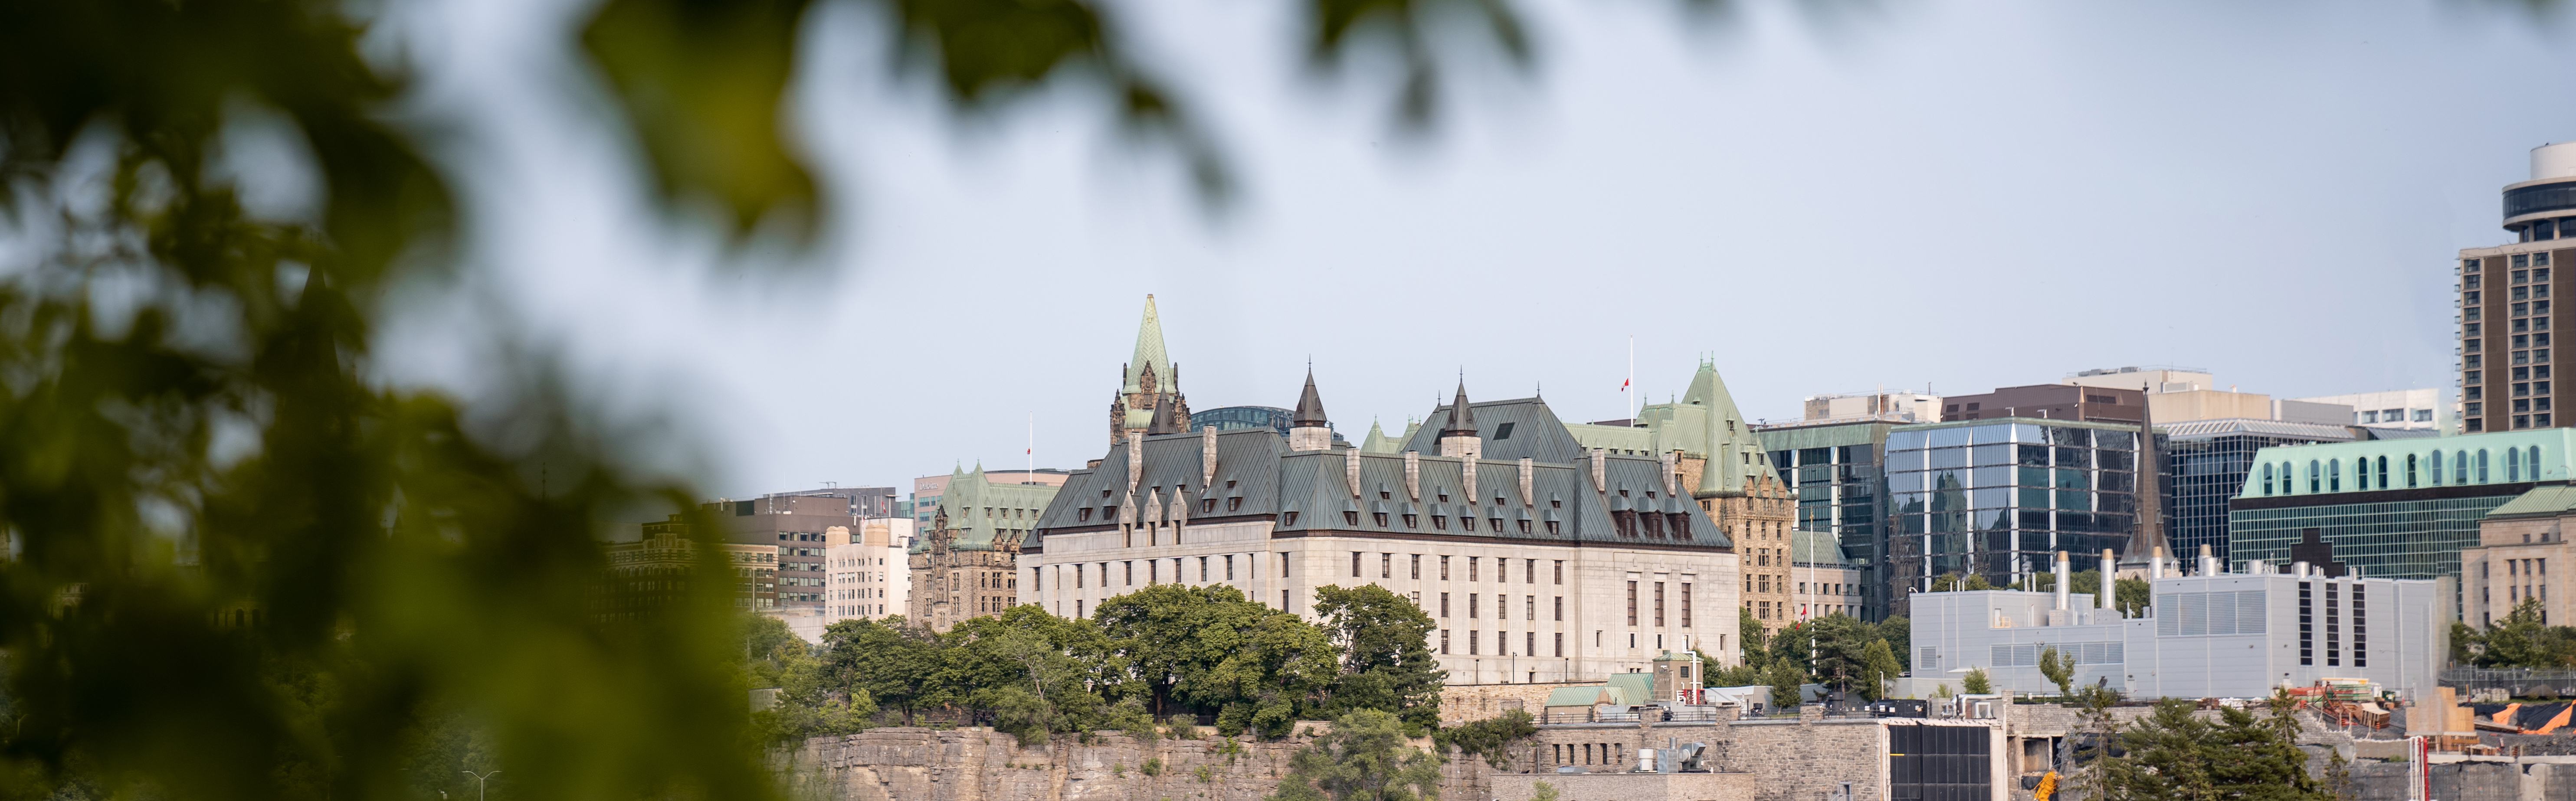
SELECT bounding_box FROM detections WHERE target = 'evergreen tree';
[1961,667,1992,695]
[2111,701,2214,801]
[1739,606,1770,667]
[1859,639,1904,701]
[1268,709,1445,801]
[1765,657,1807,709]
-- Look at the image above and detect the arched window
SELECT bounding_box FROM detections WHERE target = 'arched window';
[2261,463,2275,495]
[2309,461,2322,494]
[2457,451,2470,484]
[2407,454,2419,488]
[2329,459,2341,492]
[2431,451,2445,486]
[2377,455,2390,489]
[2510,447,2523,482]
[2479,449,2492,484]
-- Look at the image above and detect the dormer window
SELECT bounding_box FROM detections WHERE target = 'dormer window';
[1551,500,1563,509]
[1432,515,1449,530]
[1403,514,1419,528]
[1202,499,1218,513]
[1282,511,1299,526]
[1346,511,1362,526]
[1545,520,1561,535]
[1079,508,1094,522]
[1373,512,1390,527]
[1460,517,1475,531]
[1228,497,1243,512]
[1517,520,1532,534]
[1438,493,1449,503]
[1101,489,1111,497]
[1619,489,1629,497]
[1380,491,1393,500]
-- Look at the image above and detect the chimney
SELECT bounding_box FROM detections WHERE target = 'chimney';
[1201,426,1219,487]
[2294,561,2311,578]
[2198,543,2218,577]
[2100,549,2117,613]
[1518,457,1536,507]
[1404,451,1421,500]
[1345,451,1362,497]
[2055,551,2070,611]
[2150,546,2166,581]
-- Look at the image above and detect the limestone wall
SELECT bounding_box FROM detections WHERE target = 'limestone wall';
[780,727,1499,801]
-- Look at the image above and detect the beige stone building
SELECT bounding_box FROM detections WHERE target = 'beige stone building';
[1027,368,1747,684]
[2465,485,2576,628]
[825,517,911,622]
[596,514,779,622]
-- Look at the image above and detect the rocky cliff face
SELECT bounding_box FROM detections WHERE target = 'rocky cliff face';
[779,727,1495,801]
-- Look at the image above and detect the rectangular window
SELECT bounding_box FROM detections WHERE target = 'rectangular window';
[1554,632,1564,657]
[1226,555,1235,580]
[1441,630,1450,654]
[1681,583,1693,628]
[1526,559,1537,584]
[2324,583,2341,667]
[1654,582,1666,627]
[1442,556,1451,581]
[1382,553,1392,579]
[1527,631,1537,657]
[1283,589,1290,610]
[1441,592,1451,617]
[1281,553,1291,578]
[1469,630,1479,655]
[1627,581,1639,626]
[1555,596,1564,621]
[2353,585,2369,668]
[1200,556,1209,582]
[1470,557,1480,582]
[1125,561,1134,586]
[1554,560,1564,585]
[1353,552,1363,578]
[1525,595,1535,620]
[1411,554,1421,579]
[1470,594,1479,618]
[1150,561,1159,583]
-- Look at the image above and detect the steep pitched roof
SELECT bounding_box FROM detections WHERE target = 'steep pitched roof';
[1400,398,1588,464]
[1293,369,1329,426]
[1124,294,1177,394]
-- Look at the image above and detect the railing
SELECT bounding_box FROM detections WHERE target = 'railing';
[2440,668,2576,696]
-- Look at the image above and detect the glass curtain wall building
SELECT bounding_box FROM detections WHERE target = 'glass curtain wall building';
[2229,428,2576,585]
[1759,420,1898,620]
[2160,420,2362,564]
[1884,418,2149,608]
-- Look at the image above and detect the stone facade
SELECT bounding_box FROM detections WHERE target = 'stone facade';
[908,506,1022,632]
[1491,771,1753,801]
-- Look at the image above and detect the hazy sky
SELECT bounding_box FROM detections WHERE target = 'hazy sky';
[392,0,2576,502]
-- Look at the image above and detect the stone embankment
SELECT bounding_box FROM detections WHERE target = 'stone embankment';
[778,726,1500,801]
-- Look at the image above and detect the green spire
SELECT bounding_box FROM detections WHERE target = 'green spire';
[1693,360,1776,496]
[1124,294,1176,394]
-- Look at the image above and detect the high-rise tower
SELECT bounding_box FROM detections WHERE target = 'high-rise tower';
[2460,143,2576,433]
[1109,295,1191,444]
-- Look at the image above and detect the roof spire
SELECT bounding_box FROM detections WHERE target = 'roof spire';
[2126,382,2168,558]
[1292,367,1329,427]
[1124,294,1176,395]
[1440,377,1476,436]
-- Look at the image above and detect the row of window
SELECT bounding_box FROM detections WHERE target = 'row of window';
[1351,553,1566,583]
[2258,446,2548,494]
[1432,592,1570,622]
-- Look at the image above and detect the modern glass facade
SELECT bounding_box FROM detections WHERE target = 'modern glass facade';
[2161,420,2358,565]
[1760,421,1896,620]
[1884,419,2147,601]
[2227,428,2576,589]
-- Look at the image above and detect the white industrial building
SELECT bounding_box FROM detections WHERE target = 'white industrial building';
[1908,550,2448,701]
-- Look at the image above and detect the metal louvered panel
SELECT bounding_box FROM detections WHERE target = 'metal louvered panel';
[2206,592,2238,636]
[2238,590,2268,634]
[2157,594,2181,636]
[2179,593,2209,636]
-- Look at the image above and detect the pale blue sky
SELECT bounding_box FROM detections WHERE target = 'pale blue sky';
[390,0,2576,500]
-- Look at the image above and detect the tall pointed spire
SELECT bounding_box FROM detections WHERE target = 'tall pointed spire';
[1124,294,1176,395]
[2126,383,2168,558]
[1693,360,1773,497]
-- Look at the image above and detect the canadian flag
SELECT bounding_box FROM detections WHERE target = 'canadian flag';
[1620,379,1630,392]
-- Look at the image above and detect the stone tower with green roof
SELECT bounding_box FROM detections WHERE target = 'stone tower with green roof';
[1108,294,1191,445]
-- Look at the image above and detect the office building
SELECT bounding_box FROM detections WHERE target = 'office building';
[2462,486,2576,628]
[1938,384,2146,425]
[1798,391,1940,425]
[2458,141,2576,434]
[1883,417,2155,611]
[2293,389,2446,431]
[596,514,780,621]
[2228,429,2574,588]
[1192,405,1348,447]
[907,464,1062,631]
[825,517,912,622]
[764,486,899,519]
[702,494,865,616]
[1757,419,1901,621]
[1028,370,1755,683]
[1909,554,2446,701]
[2162,420,2362,565]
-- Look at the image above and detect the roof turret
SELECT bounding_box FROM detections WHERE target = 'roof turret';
[1292,369,1330,428]
[1440,379,1477,437]
[1124,294,1177,395]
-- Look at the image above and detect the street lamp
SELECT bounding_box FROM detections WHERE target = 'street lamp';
[462,770,501,801]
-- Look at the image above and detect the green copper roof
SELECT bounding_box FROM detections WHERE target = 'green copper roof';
[2233,428,2576,500]
[1360,418,1405,453]
[909,464,1064,554]
[1124,294,1176,395]
[2487,485,2576,519]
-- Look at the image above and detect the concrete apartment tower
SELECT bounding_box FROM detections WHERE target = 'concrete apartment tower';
[2459,142,2576,433]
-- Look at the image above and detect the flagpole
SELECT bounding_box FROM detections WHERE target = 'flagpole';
[1627,335,1635,423]
[1027,412,1034,482]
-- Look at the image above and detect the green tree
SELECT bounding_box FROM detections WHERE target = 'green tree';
[1766,621,1815,677]
[1765,657,1807,710]
[2204,693,2330,801]
[1313,585,1445,734]
[1961,668,1992,695]
[2111,701,2215,801]
[2038,647,2075,698]
[941,605,1119,745]
[1531,781,1561,801]
[1809,614,1876,694]
[749,615,878,743]
[1877,616,1912,664]
[1267,709,1445,801]
[1096,584,1337,738]
[1739,606,1770,667]
[2465,598,2576,668]
[1930,573,1995,592]
[1858,639,1904,702]
[820,616,944,723]
[1432,709,1536,769]
[2112,577,2154,618]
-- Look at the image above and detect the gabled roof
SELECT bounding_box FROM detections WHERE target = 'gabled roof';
[1293,369,1329,427]
[2486,485,2576,519]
